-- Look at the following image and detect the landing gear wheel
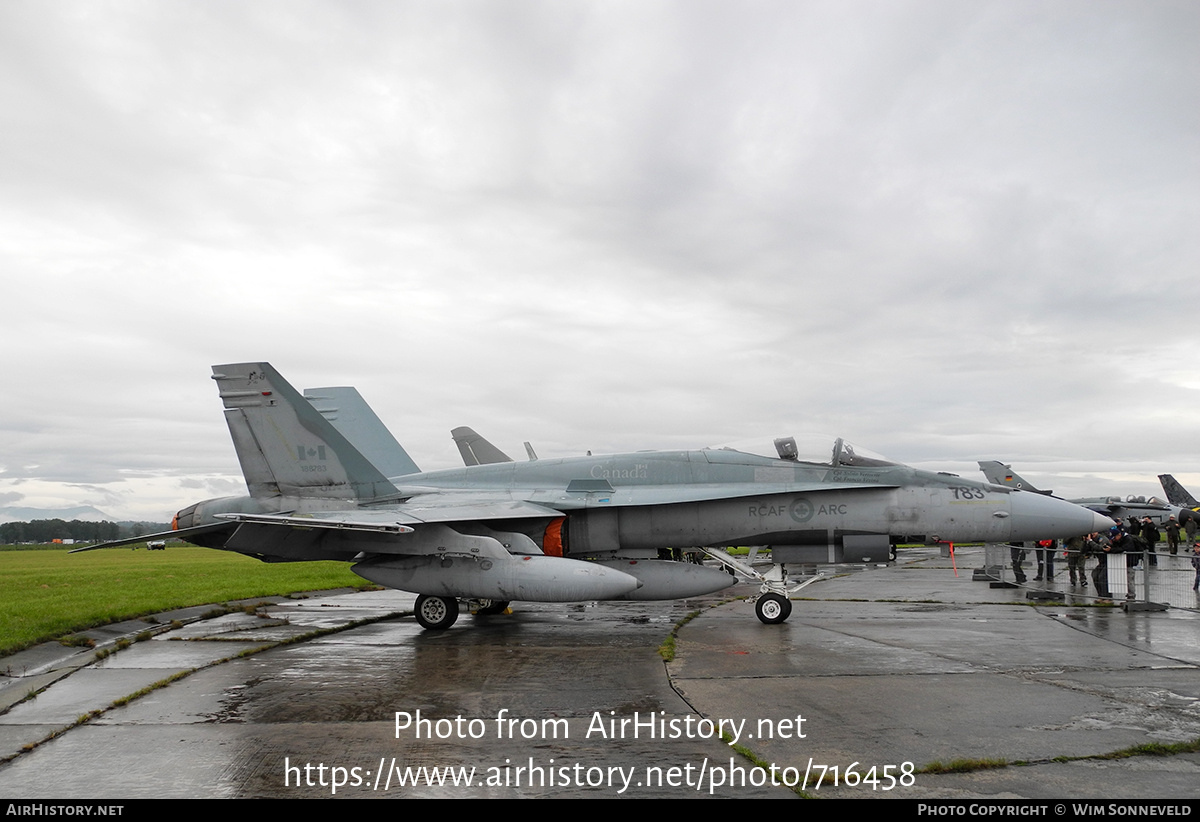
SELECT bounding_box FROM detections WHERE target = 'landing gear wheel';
[414,595,459,630]
[755,593,792,624]
[473,600,510,617]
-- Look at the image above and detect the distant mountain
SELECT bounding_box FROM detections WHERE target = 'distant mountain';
[0,505,113,524]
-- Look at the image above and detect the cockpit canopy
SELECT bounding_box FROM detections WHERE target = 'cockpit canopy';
[1106,495,1169,507]
[708,435,897,467]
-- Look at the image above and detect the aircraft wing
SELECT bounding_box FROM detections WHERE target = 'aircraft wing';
[211,501,557,561]
[219,498,566,527]
[213,512,415,533]
[68,522,236,553]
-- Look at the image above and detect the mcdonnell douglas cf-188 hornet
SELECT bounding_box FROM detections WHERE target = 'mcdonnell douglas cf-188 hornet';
[78,363,1112,630]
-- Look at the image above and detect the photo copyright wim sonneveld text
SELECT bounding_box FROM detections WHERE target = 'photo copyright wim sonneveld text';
[283,710,915,794]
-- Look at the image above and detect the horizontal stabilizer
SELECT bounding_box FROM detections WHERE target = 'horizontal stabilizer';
[68,522,236,552]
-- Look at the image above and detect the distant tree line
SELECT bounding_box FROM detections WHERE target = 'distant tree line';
[0,519,171,544]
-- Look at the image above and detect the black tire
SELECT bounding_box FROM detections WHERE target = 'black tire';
[755,593,792,624]
[414,595,459,630]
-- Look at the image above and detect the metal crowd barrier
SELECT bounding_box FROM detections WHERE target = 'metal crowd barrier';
[978,543,1200,612]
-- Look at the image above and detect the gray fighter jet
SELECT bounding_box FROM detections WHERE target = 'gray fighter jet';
[77,363,1111,630]
[979,461,1199,526]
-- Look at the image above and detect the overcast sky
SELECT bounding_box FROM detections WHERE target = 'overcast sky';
[2,0,1197,521]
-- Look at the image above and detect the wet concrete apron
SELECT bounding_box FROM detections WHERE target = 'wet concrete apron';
[4,545,1200,799]
[671,553,1200,799]
[0,589,789,798]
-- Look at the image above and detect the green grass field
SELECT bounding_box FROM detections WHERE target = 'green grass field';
[0,544,369,657]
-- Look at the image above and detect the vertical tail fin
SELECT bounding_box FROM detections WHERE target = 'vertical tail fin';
[450,426,514,466]
[304,386,421,477]
[978,460,1049,494]
[212,363,398,501]
[1158,474,1200,508]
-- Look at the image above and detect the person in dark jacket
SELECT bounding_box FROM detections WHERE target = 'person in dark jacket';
[1165,516,1181,555]
[1091,531,1115,597]
[1009,542,1027,583]
[1141,517,1160,567]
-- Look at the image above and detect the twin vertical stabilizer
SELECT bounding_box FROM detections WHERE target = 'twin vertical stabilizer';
[304,386,421,478]
[212,363,399,501]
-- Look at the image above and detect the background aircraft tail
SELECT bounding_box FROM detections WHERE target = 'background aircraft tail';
[1158,474,1200,508]
[304,386,421,477]
[978,460,1051,495]
[451,426,514,466]
[212,362,399,501]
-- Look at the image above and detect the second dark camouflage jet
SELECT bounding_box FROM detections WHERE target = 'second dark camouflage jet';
[1158,474,1200,515]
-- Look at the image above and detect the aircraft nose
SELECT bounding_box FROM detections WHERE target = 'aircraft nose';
[1089,510,1117,533]
[1008,491,1111,540]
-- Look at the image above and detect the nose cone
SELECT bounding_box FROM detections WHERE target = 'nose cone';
[1008,491,1113,540]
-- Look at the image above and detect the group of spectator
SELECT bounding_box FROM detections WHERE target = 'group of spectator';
[1009,513,1200,599]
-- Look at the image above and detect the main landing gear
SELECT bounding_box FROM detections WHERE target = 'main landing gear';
[755,593,792,624]
[414,594,459,630]
[414,596,514,630]
[698,547,824,625]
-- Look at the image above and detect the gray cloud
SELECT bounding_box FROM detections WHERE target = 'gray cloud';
[2,0,1196,519]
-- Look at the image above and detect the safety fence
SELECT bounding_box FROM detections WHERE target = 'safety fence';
[980,543,1200,612]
